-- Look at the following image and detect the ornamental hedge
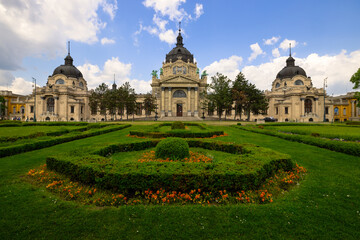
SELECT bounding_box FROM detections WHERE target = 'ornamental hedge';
[155,138,190,160]
[46,139,294,193]
[235,126,360,156]
[129,130,224,138]
[0,124,131,158]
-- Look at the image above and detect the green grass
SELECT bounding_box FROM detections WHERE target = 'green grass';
[0,123,359,239]
[0,126,85,137]
[266,125,360,141]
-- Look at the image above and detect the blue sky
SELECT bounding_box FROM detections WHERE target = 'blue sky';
[1,0,360,96]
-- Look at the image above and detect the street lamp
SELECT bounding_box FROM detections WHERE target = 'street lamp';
[323,77,328,122]
[32,77,37,122]
[154,104,158,121]
[201,106,205,120]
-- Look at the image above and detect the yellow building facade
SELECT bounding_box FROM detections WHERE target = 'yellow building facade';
[0,90,27,120]
[332,92,359,122]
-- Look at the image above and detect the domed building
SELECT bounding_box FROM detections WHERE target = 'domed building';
[151,27,207,119]
[25,44,90,121]
[264,51,333,122]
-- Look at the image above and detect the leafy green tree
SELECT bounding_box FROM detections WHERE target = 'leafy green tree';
[122,82,137,120]
[0,95,6,120]
[350,67,360,107]
[205,73,233,120]
[143,92,156,118]
[95,83,109,121]
[232,72,268,121]
[89,91,99,115]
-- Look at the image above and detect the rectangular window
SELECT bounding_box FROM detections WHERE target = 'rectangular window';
[81,106,83,114]
[30,106,34,113]
[285,107,288,114]
[136,103,142,115]
[275,107,278,115]
[325,107,329,115]
[70,106,74,113]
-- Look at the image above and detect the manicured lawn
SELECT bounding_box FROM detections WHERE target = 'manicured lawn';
[0,126,85,137]
[266,125,360,140]
[0,123,359,239]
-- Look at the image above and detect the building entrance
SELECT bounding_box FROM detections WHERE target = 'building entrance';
[176,104,183,117]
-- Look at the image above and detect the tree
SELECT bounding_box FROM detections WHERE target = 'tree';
[95,83,109,121]
[122,82,137,120]
[350,67,360,107]
[205,73,233,120]
[89,90,99,116]
[0,95,6,120]
[143,92,156,118]
[232,72,268,121]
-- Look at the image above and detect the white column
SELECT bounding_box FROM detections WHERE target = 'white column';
[187,87,191,116]
[194,87,198,117]
[168,87,172,117]
[161,87,165,117]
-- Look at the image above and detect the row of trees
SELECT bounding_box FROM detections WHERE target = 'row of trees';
[89,82,156,120]
[204,72,268,120]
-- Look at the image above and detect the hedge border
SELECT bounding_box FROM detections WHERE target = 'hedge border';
[0,124,131,158]
[233,126,360,156]
[129,130,225,138]
[46,139,293,193]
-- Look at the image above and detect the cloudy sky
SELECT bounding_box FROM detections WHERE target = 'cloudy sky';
[0,0,359,96]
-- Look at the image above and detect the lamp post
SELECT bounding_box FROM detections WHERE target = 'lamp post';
[32,77,37,122]
[323,77,328,122]
[154,104,158,121]
[201,106,205,120]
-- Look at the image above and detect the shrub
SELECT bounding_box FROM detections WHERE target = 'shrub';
[171,121,185,130]
[237,123,242,126]
[155,137,190,160]
[346,121,360,126]
[311,132,320,137]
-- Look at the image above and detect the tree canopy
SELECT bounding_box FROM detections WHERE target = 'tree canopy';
[350,67,360,107]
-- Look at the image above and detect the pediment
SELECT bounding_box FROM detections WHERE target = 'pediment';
[162,76,198,84]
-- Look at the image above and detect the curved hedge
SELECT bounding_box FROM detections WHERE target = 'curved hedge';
[46,139,294,193]
[234,126,360,157]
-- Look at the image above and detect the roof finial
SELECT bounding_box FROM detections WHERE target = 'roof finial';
[68,41,70,56]
[289,43,291,57]
[179,21,181,34]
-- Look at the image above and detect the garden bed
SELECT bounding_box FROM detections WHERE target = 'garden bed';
[46,139,294,193]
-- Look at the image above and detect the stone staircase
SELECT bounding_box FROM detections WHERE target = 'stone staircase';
[158,116,202,121]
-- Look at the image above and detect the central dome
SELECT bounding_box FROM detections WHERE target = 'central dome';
[165,30,194,63]
[52,54,83,78]
[276,56,307,79]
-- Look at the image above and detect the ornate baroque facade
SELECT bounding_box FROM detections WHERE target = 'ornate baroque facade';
[151,28,207,119]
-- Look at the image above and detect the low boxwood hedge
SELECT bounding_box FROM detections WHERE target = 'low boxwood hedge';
[0,124,131,158]
[46,139,293,193]
[129,130,224,138]
[235,126,360,156]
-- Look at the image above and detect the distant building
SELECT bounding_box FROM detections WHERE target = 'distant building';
[264,52,333,122]
[0,90,27,120]
[151,27,207,120]
[25,49,90,122]
[332,92,359,122]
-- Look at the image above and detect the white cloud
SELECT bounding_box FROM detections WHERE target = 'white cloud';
[101,0,118,20]
[138,0,203,45]
[0,77,34,95]
[101,37,116,45]
[248,43,265,61]
[203,55,243,80]
[264,36,280,45]
[272,48,280,58]
[279,39,298,51]
[0,0,117,71]
[77,57,152,93]
[158,29,177,45]
[194,3,204,19]
[242,49,360,95]
[142,0,187,21]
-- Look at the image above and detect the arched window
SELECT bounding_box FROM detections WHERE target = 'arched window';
[55,79,65,84]
[79,82,84,88]
[343,108,346,116]
[305,99,312,113]
[275,83,280,88]
[20,106,25,114]
[45,117,50,121]
[334,107,339,115]
[294,80,304,85]
[173,66,187,75]
[47,98,54,112]
[173,90,186,98]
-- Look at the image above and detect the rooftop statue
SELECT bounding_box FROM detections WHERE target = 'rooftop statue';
[151,70,158,78]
